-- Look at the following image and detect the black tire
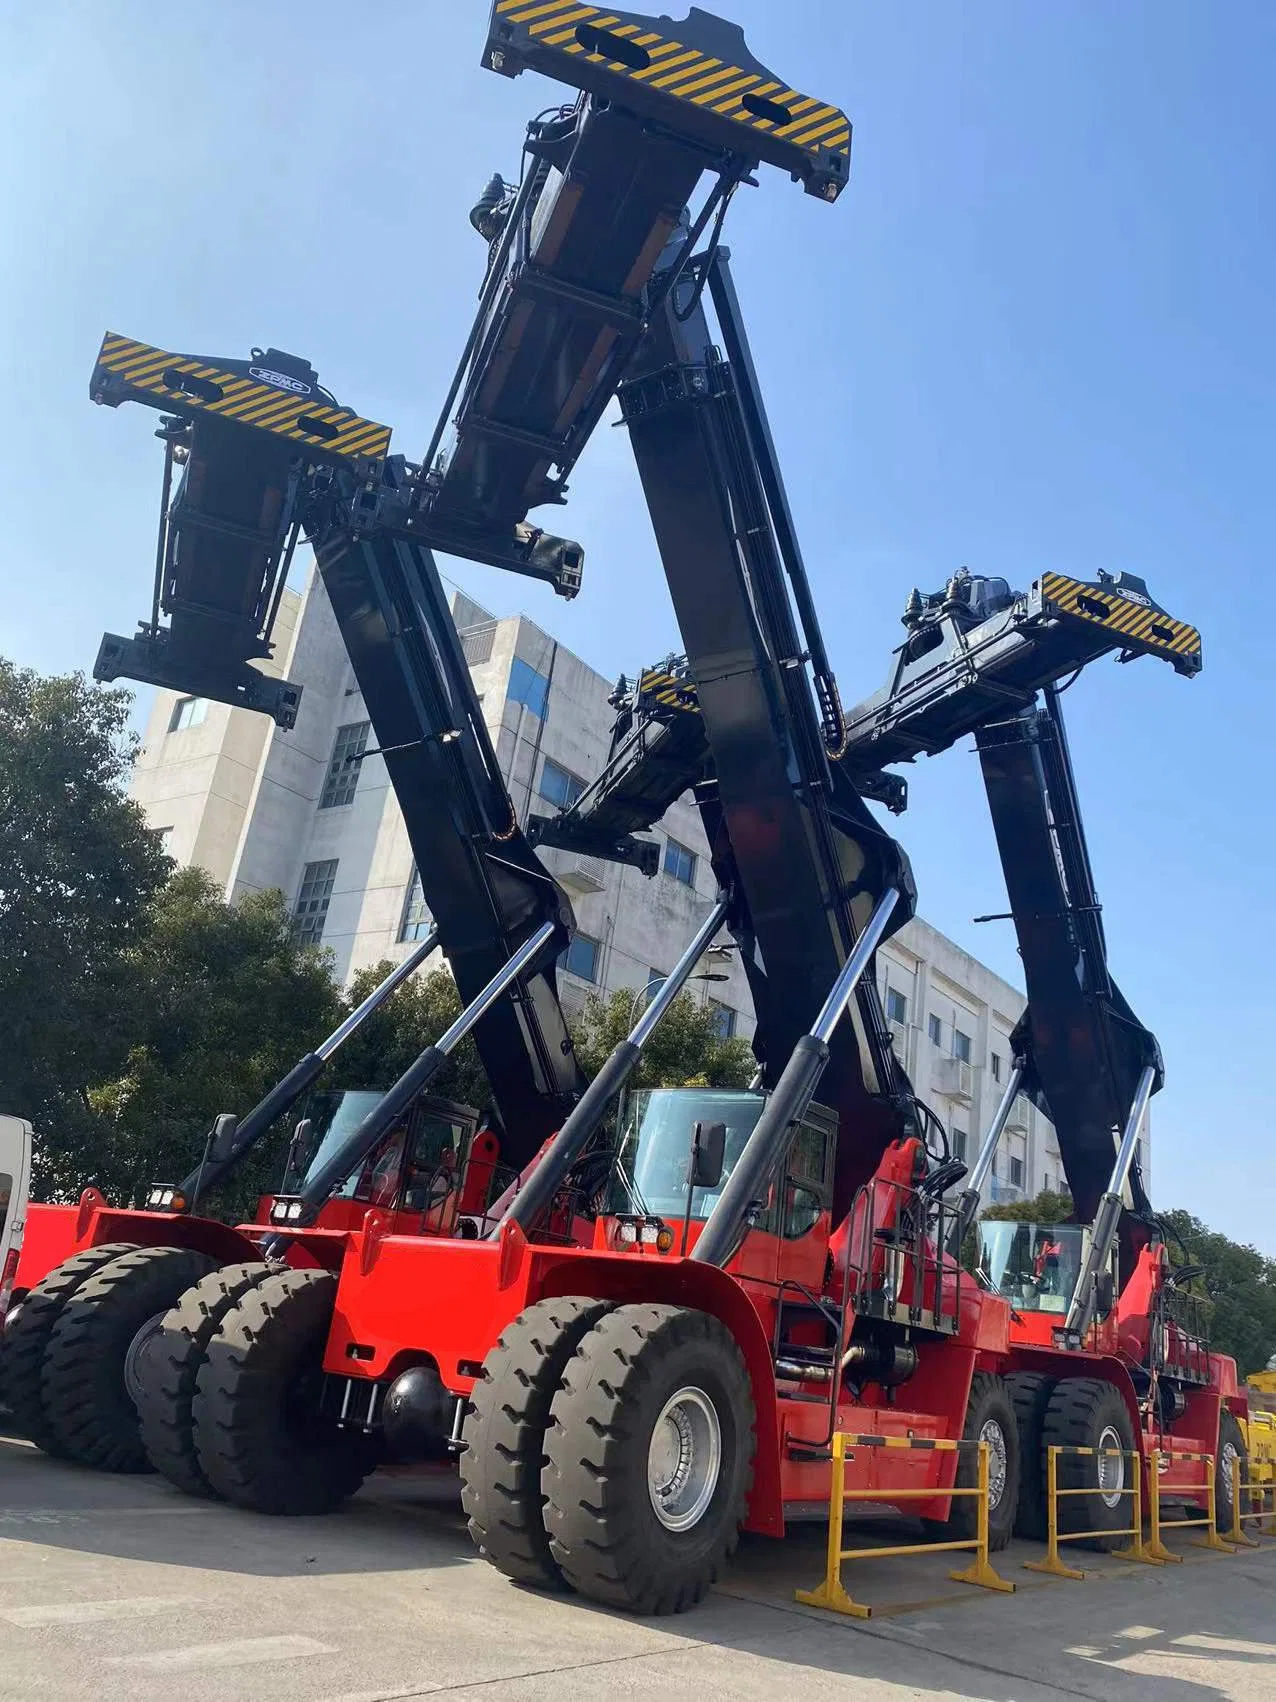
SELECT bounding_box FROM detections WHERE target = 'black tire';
[1215,1408,1247,1538]
[923,1372,1019,1553]
[193,1267,373,1515]
[42,1245,219,1472]
[136,1261,273,1497]
[461,1296,613,1589]
[1042,1376,1136,1549]
[543,1303,755,1615]
[0,1243,139,1454]
[1006,1370,1056,1540]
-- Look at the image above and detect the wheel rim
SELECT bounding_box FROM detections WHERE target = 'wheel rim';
[647,1386,722,1533]
[1221,1440,1239,1502]
[123,1310,168,1411]
[1097,1423,1126,1508]
[979,1417,1008,1511]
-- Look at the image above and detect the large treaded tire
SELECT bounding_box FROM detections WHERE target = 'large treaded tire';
[1042,1376,1136,1549]
[1215,1408,1247,1539]
[42,1245,219,1472]
[136,1261,272,1497]
[0,1243,139,1454]
[193,1268,373,1515]
[1006,1370,1056,1540]
[923,1371,1019,1553]
[543,1303,755,1615]
[461,1295,613,1589]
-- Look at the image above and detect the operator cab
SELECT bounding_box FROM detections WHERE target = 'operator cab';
[976,1220,1095,1317]
[264,1090,493,1235]
[602,1088,834,1265]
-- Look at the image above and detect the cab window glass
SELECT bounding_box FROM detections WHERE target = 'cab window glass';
[780,1121,830,1239]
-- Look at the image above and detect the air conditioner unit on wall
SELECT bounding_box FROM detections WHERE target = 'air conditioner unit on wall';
[934,1056,974,1102]
[559,854,607,894]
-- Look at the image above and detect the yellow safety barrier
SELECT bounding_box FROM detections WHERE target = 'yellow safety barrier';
[1228,1475,1276,1548]
[1024,1447,1161,1580]
[1146,1449,1233,1563]
[795,1432,1015,1619]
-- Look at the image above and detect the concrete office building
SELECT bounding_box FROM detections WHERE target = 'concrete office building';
[130,569,1147,1213]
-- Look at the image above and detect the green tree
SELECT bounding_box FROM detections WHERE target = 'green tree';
[571,986,755,1091]
[329,960,489,1112]
[82,868,342,1212]
[0,662,169,1155]
[982,1187,1074,1226]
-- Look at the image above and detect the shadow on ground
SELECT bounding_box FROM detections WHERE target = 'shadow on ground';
[4,1434,1275,1702]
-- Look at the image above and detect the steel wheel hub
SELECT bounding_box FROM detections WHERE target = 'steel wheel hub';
[647,1385,722,1533]
[123,1310,168,1411]
[1221,1440,1239,1502]
[1097,1423,1126,1508]
[979,1417,1008,1510]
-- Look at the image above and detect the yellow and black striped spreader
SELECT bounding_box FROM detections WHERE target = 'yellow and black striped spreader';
[484,2,851,200]
[90,334,391,477]
[1035,572,1202,677]
[638,666,701,713]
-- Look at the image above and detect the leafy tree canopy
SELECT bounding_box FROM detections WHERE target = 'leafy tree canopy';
[0,663,169,1169]
[570,986,755,1093]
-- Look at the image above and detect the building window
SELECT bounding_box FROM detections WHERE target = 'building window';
[663,838,697,886]
[508,656,551,718]
[293,859,338,947]
[538,757,585,812]
[928,1013,942,1047]
[886,987,907,1025]
[990,1051,1002,1083]
[398,865,432,942]
[952,1128,967,1163]
[153,825,175,854]
[1009,1155,1025,1189]
[953,1028,972,1064]
[168,695,207,732]
[560,933,600,983]
[707,1000,736,1040]
[320,721,370,809]
[645,969,667,1002]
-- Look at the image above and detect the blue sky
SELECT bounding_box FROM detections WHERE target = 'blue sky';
[3,3,1273,1249]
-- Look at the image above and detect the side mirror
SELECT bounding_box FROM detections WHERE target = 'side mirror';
[208,1113,240,1164]
[284,1118,314,1182]
[689,1121,726,1191]
[1095,1272,1116,1320]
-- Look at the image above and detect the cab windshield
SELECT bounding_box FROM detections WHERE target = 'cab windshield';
[293,1091,386,1197]
[606,1088,765,1222]
[977,1221,1086,1314]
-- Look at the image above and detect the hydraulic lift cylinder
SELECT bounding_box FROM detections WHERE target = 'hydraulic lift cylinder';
[499,898,731,1233]
[1062,1062,1157,1343]
[275,921,556,1234]
[951,1061,1026,1248]
[692,888,900,1268]
[183,926,441,1206]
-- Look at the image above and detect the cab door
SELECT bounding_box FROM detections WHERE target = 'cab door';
[0,1116,33,1318]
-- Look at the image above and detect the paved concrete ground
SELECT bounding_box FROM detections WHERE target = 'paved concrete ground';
[1,1432,1273,1702]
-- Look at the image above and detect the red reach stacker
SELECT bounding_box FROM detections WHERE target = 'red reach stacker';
[91,7,1025,1611]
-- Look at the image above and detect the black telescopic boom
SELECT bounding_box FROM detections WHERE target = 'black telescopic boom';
[182,927,440,1207]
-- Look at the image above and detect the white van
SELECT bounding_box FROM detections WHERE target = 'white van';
[0,1116,33,1323]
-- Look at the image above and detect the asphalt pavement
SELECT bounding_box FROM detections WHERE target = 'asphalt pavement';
[1,1432,1273,1702]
